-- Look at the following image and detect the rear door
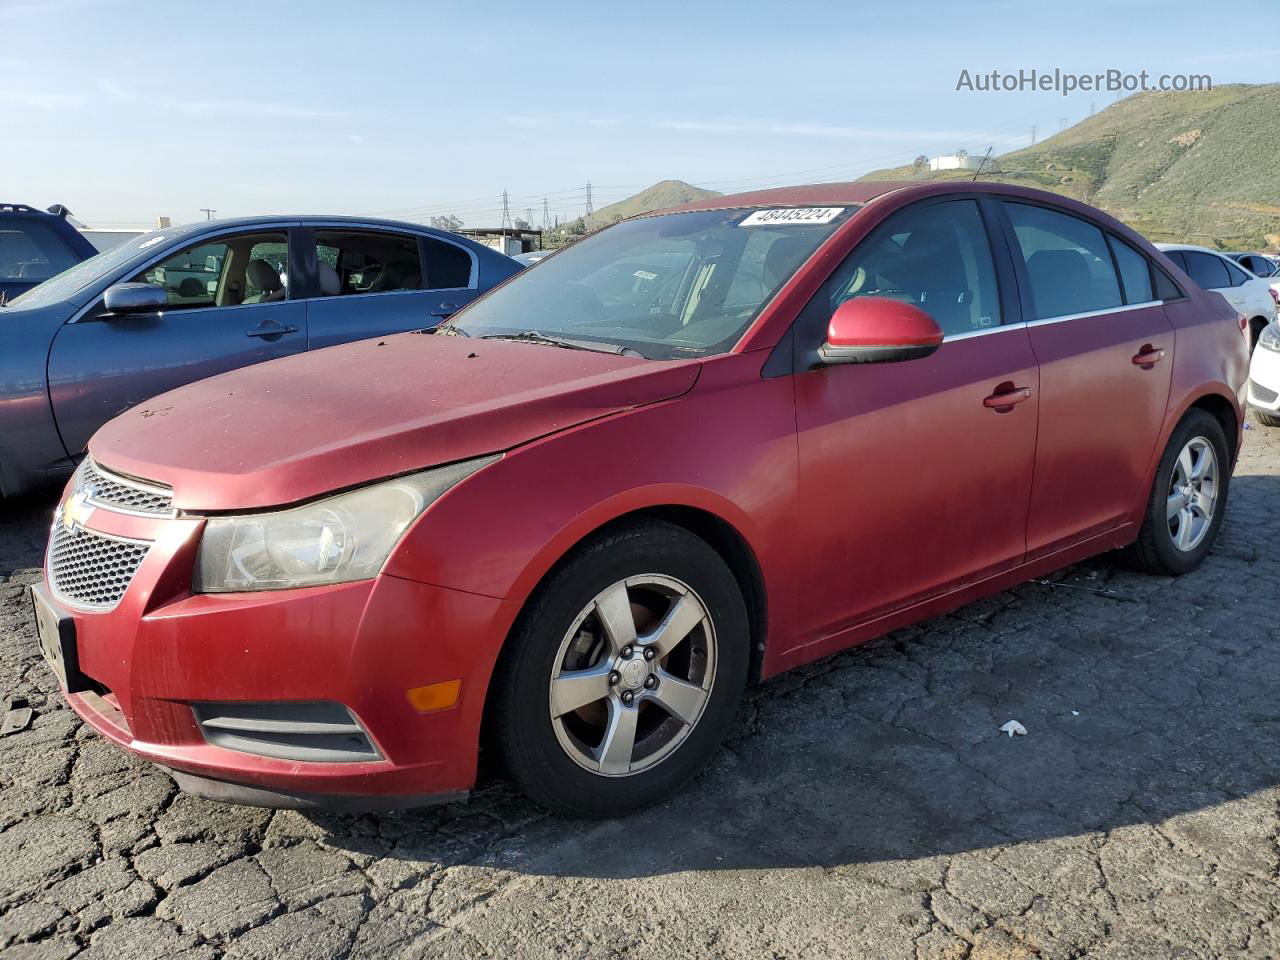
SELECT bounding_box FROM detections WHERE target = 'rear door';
[48,228,306,455]
[790,197,1040,639]
[999,202,1174,557]
[302,228,480,349]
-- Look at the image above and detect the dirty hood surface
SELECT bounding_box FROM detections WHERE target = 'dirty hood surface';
[90,332,700,510]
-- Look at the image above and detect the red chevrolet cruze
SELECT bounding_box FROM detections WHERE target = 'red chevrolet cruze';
[34,182,1247,817]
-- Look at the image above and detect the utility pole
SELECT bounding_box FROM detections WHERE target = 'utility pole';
[200,208,216,220]
[584,181,594,225]
[1030,125,1036,146]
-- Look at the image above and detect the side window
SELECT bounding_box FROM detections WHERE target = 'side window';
[130,232,288,310]
[312,230,423,298]
[422,237,473,290]
[1003,202,1122,319]
[1182,251,1230,290]
[1153,265,1184,301]
[1222,258,1251,287]
[0,221,80,281]
[1107,235,1154,304]
[823,199,1002,336]
[1245,256,1276,278]
[1163,249,1187,272]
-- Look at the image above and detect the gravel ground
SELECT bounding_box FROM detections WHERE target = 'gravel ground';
[1,426,1277,960]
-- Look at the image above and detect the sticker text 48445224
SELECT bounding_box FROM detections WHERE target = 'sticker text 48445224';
[739,208,844,227]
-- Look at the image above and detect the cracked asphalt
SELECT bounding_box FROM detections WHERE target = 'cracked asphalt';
[2,427,1278,960]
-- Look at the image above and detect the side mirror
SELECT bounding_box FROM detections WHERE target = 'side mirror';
[103,282,168,315]
[818,296,945,365]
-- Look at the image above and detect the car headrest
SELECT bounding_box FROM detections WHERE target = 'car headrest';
[246,258,282,292]
[318,261,341,296]
[1026,249,1091,318]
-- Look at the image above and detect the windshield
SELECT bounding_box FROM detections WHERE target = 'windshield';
[6,226,193,309]
[448,206,856,359]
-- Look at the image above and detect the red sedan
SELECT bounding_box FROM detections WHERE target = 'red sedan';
[34,182,1248,818]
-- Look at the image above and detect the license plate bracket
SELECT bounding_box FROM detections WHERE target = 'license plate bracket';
[30,584,91,694]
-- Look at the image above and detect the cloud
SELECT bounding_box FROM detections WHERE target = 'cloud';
[178,98,348,120]
[1,0,130,18]
[656,116,1025,144]
[0,90,85,111]
[97,78,132,101]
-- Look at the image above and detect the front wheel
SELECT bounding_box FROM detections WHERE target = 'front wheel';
[1122,409,1230,575]
[489,520,749,818]
[1255,409,1280,428]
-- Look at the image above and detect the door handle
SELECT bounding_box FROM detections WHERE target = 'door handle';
[246,323,299,339]
[1131,346,1166,368]
[429,302,460,318]
[983,385,1032,411]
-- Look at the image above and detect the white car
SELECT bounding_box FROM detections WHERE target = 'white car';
[1157,244,1278,348]
[1247,321,1280,426]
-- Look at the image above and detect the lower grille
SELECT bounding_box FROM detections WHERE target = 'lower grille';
[48,523,149,610]
[192,701,381,763]
[1250,379,1278,404]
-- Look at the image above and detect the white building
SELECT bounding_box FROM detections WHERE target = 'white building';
[928,153,982,172]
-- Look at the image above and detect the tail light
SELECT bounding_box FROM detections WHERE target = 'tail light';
[1270,288,1279,306]
[1239,313,1249,333]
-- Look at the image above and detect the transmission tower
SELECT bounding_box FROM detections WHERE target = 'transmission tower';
[525,207,534,227]
[542,197,550,230]
[584,181,594,224]
[500,190,512,232]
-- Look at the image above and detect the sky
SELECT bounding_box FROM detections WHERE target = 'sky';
[3,0,1276,229]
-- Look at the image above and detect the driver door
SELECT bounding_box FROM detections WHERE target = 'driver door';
[789,198,1039,643]
[48,229,306,456]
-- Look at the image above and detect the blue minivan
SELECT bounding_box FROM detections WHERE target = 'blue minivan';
[0,216,521,496]
[0,203,98,301]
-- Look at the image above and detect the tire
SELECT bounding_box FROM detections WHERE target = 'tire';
[1122,409,1230,576]
[489,519,749,818]
[1255,409,1280,428]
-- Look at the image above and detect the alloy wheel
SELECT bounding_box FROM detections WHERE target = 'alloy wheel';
[547,574,716,777]
[1166,436,1218,552]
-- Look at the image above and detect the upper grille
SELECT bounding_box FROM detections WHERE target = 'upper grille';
[48,522,150,610]
[80,459,174,516]
[1250,379,1279,405]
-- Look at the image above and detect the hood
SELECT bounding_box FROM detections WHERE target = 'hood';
[90,332,700,511]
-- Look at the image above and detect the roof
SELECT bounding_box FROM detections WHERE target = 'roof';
[653,179,1120,218]
[655,181,909,216]
[180,215,454,233]
[1155,243,1222,255]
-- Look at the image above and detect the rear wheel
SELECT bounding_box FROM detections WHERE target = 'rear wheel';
[490,520,749,818]
[1255,409,1280,428]
[1122,409,1230,575]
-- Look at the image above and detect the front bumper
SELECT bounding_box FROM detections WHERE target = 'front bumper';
[43,504,518,806]
[1247,344,1280,413]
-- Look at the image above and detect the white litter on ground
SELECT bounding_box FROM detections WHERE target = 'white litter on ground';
[1071,710,1080,716]
[1000,720,1028,737]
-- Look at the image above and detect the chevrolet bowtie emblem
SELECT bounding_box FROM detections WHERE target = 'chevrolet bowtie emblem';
[61,490,95,531]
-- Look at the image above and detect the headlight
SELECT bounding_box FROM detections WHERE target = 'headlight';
[1260,322,1280,353]
[194,456,497,593]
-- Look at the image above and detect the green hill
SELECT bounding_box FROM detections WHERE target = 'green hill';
[860,84,1280,250]
[591,179,721,226]
[549,180,721,243]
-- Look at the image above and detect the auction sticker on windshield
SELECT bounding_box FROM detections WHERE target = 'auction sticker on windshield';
[739,207,844,226]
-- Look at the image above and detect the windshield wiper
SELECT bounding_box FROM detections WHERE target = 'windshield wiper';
[432,322,469,337]
[481,330,643,357]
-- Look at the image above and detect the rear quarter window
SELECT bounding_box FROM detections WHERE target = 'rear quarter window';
[0,219,80,281]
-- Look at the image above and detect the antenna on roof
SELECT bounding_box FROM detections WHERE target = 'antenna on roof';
[971,147,993,181]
